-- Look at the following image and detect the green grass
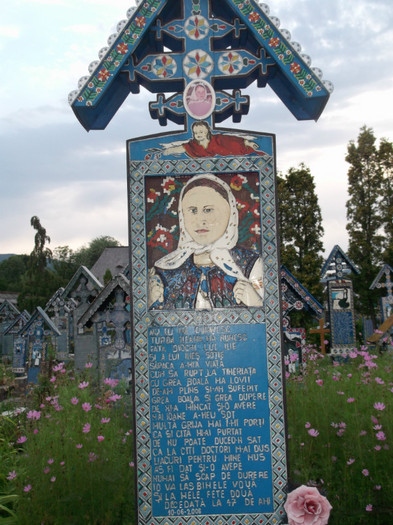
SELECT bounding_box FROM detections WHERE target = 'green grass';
[1,363,135,524]
[1,347,393,523]
[286,346,393,524]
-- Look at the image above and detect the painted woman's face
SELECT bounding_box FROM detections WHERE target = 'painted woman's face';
[182,186,230,245]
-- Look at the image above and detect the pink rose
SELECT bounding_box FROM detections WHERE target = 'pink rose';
[284,485,332,525]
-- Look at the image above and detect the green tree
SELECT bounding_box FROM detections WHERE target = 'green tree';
[52,246,78,282]
[0,255,29,292]
[277,164,324,303]
[345,126,384,317]
[17,217,57,312]
[74,236,121,268]
[378,137,393,265]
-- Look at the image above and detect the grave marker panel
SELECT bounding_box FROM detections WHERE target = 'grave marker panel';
[129,132,288,524]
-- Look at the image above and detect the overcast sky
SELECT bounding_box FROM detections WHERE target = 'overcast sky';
[1,0,393,258]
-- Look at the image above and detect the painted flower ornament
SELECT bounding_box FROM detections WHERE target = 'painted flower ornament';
[284,485,332,525]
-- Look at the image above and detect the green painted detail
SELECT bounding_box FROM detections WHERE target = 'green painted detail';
[231,0,324,98]
[76,0,163,106]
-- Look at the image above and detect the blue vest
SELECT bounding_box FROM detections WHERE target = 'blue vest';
[151,246,259,309]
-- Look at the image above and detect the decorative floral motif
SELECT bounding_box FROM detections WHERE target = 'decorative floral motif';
[116,42,128,55]
[218,51,244,75]
[152,55,177,78]
[97,69,110,82]
[147,224,176,252]
[230,174,247,191]
[134,16,146,28]
[269,37,280,48]
[184,15,209,40]
[183,49,213,79]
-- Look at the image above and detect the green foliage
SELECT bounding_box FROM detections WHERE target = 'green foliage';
[74,236,121,269]
[103,268,113,285]
[287,347,393,524]
[0,255,29,292]
[277,164,324,301]
[2,364,135,524]
[28,216,52,276]
[345,127,388,317]
[378,138,393,265]
[51,246,78,282]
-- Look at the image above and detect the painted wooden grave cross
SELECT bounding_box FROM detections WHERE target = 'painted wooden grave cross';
[70,1,333,523]
[309,318,330,355]
[321,246,358,354]
[370,264,393,323]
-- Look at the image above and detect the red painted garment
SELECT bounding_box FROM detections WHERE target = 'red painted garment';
[183,134,266,158]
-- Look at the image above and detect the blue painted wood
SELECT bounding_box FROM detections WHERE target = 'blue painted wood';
[71,0,332,130]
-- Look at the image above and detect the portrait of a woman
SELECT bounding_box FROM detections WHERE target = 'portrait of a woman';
[147,173,264,310]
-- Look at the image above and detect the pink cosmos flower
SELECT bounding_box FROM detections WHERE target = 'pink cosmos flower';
[337,391,344,395]
[17,436,27,444]
[101,417,110,424]
[308,428,319,437]
[376,431,386,441]
[85,362,93,369]
[24,484,32,493]
[107,394,122,402]
[7,470,17,480]
[88,452,98,462]
[78,381,89,390]
[27,410,41,420]
[362,469,369,476]
[104,377,119,388]
[374,445,382,451]
[50,476,56,483]
[82,423,91,434]
[366,504,373,512]
[371,415,379,424]
[53,363,64,372]
[48,458,54,464]
[97,435,105,442]
[284,485,332,525]
[129,462,135,467]
[50,376,56,383]
[360,430,367,436]
[373,424,382,431]
[316,379,323,386]
[347,397,355,403]
[305,422,311,429]
[76,444,83,449]
[374,402,385,411]
[375,377,385,385]
[82,402,92,412]
[71,397,79,405]
[43,467,50,474]
[374,485,381,490]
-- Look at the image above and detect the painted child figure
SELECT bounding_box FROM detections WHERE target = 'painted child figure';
[148,174,264,310]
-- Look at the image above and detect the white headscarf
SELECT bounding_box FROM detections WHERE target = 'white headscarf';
[155,174,248,280]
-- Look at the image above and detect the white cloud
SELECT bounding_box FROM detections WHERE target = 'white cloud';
[0,25,20,38]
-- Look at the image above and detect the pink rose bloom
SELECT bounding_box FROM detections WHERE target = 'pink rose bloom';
[284,485,332,525]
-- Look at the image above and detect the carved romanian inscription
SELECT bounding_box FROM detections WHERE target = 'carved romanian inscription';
[148,323,273,517]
